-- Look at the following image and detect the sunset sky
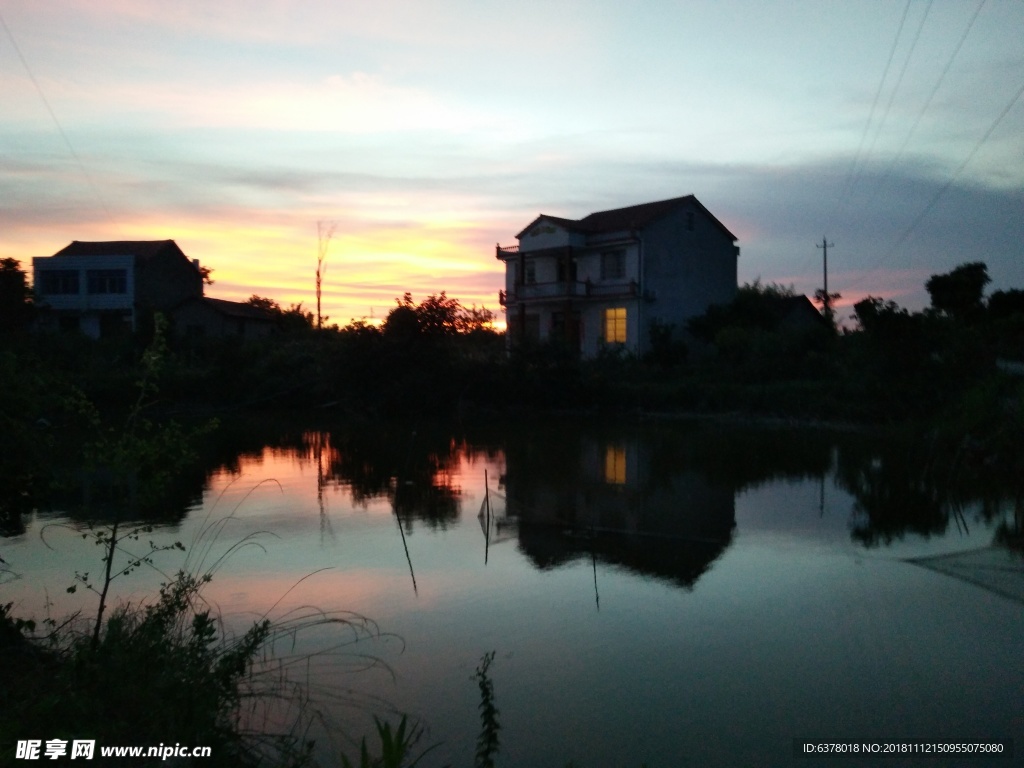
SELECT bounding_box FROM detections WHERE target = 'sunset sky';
[2,0,1023,325]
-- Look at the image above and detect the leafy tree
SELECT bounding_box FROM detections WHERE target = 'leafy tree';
[383,292,497,339]
[412,292,461,336]
[382,294,422,342]
[246,295,315,332]
[851,296,908,334]
[244,295,271,312]
[812,288,841,327]
[851,296,922,342]
[987,289,1024,320]
[985,289,1024,361]
[645,319,688,369]
[457,304,497,335]
[0,258,32,332]
[688,279,797,341]
[688,280,834,383]
[925,262,989,320]
[339,318,383,339]
[849,295,928,378]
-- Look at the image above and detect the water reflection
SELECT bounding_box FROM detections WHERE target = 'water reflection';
[834,435,1021,548]
[205,418,494,530]
[9,415,1021,563]
[325,425,493,528]
[35,463,206,528]
[6,414,1022,768]
[499,422,736,588]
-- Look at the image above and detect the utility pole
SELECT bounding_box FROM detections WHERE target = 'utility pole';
[816,236,835,323]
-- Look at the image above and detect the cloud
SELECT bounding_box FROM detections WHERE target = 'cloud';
[9,129,1022,320]
[482,151,1024,310]
[710,157,1024,308]
[5,0,1023,322]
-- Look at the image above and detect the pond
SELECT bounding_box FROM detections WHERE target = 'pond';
[2,415,1022,767]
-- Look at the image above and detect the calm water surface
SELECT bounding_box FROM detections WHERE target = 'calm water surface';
[3,417,1022,767]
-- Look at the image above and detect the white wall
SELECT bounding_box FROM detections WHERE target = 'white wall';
[517,220,585,252]
[33,253,136,336]
[33,254,135,311]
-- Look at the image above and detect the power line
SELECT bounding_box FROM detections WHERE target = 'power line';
[849,75,1024,290]
[876,0,988,189]
[863,0,934,169]
[834,0,995,294]
[838,0,913,207]
[836,0,936,268]
[0,9,116,228]
[895,79,1024,255]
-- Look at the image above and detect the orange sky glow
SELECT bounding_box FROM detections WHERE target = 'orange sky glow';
[3,0,1023,318]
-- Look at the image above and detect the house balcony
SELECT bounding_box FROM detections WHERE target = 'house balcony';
[501,279,638,307]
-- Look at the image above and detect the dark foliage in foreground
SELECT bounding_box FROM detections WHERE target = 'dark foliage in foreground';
[0,572,304,768]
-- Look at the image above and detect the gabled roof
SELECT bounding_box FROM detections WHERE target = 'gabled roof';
[577,196,696,233]
[52,240,192,262]
[516,195,738,242]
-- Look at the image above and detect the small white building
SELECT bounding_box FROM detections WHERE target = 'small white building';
[496,195,739,357]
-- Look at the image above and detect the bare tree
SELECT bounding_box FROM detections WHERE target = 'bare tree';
[316,221,337,330]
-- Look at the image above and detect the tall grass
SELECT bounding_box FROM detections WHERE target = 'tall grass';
[337,651,501,768]
[2,549,403,767]
[473,652,500,768]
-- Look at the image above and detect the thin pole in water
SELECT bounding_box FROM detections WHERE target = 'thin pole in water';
[393,431,418,596]
[483,469,491,565]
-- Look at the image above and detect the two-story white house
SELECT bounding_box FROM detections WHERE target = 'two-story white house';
[32,240,205,338]
[32,239,280,340]
[496,195,739,357]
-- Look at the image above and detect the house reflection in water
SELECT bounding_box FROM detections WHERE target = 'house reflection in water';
[501,427,735,589]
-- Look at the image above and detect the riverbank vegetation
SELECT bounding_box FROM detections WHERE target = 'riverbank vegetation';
[3,263,1020,424]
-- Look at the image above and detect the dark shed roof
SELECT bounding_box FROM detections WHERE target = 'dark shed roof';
[176,296,275,321]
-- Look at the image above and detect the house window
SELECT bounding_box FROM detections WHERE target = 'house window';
[604,445,626,485]
[686,211,695,232]
[524,261,536,285]
[87,269,127,294]
[604,307,627,344]
[39,270,80,295]
[600,250,625,280]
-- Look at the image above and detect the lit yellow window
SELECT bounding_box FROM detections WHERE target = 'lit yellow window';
[604,445,626,484]
[604,307,627,343]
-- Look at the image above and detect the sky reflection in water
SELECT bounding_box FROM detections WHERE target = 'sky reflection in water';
[3,419,1022,767]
